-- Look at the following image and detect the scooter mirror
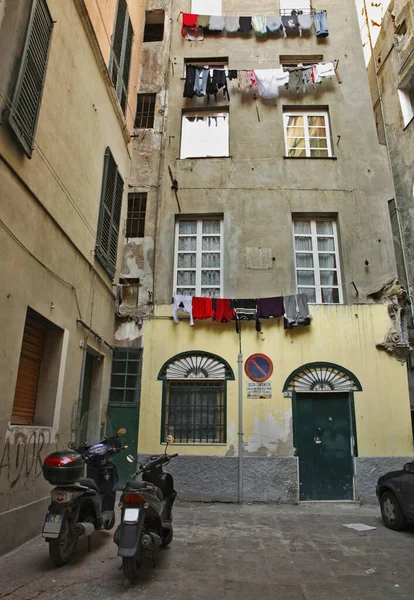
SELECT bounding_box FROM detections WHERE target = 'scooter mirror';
[117,428,127,436]
[166,435,175,443]
[126,455,136,463]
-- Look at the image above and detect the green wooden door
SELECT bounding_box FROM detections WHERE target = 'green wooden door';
[108,348,142,486]
[294,393,354,501]
[107,403,139,485]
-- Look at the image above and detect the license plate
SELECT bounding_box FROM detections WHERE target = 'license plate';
[123,508,140,523]
[42,513,63,538]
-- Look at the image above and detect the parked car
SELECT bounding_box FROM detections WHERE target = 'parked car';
[376,461,414,530]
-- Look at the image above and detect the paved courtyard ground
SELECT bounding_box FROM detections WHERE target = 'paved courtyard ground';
[0,502,412,600]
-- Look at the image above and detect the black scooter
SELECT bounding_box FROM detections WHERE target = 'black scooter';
[42,428,128,566]
[114,436,178,582]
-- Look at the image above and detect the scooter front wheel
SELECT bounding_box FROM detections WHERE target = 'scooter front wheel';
[123,556,139,582]
[48,519,78,567]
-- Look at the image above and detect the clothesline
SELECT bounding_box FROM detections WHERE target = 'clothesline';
[182,11,329,40]
[183,62,338,101]
[173,293,312,331]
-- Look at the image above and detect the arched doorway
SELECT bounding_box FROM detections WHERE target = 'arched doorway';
[283,363,362,501]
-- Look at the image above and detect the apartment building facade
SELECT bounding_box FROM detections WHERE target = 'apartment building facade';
[119,0,413,504]
[0,0,144,554]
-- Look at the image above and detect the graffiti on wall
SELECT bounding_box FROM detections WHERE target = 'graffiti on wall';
[0,428,58,488]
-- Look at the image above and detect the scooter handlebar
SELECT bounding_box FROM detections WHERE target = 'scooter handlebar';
[169,453,179,459]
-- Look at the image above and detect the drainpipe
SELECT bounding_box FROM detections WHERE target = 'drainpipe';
[238,328,243,504]
[362,0,413,312]
[76,346,87,445]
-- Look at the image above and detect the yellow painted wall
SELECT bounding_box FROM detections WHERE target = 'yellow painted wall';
[138,304,414,458]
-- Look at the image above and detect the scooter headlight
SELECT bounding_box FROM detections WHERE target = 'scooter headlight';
[87,445,107,456]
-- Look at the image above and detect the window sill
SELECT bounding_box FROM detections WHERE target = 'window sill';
[283,155,337,160]
[178,156,232,160]
[8,423,52,430]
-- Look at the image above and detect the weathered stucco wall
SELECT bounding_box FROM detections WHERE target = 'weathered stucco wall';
[0,0,136,553]
[151,0,396,305]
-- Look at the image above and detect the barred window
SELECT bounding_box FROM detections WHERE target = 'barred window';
[135,94,156,129]
[126,193,147,238]
[158,352,234,444]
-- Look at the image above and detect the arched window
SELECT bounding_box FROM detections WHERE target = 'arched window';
[283,362,362,393]
[158,352,234,444]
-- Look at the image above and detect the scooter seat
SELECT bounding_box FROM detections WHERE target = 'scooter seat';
[79,477,100,493]
[126,480,163,501]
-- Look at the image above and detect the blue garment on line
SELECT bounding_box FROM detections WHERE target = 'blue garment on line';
[313,11,329,38]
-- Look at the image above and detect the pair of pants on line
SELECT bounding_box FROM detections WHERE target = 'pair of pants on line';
[194,68,209,96]
[313,11,329,38]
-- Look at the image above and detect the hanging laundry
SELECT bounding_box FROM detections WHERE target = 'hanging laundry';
[282,12,300,37]
[213,299,234,323]
[194,67,209,96]
[252,16,267,36]
[207,70,229,103]
[286,68,303,93]
[192,297,214,320]
[233,299,261,333]
[302,66,316,90]
[315,61,336,79]
[283,294,311,329]
[250,70,257,87]
[197,15,210,28]
[209,15,226,31]
[185,27,204,41]
[183,65,196,98]
[173,294,194,326]
[312,65,322,84]
[298,13,312,35]
[266,16,283,34]
[225,16,240,33]
[182,13,198,37]
[254,69,289,99]
[237,70,253,94]
[238,17,252,33]
[257,297,285,319]
[313,11,329,38]
[227,70,238,80]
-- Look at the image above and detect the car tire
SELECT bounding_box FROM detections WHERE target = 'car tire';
[380,490,408,531]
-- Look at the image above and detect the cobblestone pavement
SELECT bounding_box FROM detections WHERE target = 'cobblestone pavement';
[0,502,412,600]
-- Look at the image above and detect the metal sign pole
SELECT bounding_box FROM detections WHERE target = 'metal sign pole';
[238,325,243,504]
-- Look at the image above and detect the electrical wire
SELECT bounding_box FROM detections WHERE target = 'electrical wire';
[0,86,96,239]
[0,217,83,320]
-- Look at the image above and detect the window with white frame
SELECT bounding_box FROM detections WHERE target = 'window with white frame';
[293,219,343,304]
[180,110,229,159]
[191,0,222,15]
[398,72,414,128]
[174,219,223,298]
[280,0,311,12]
[283,110,333,158]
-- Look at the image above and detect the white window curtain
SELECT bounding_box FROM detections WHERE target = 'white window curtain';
[191,0,222,15]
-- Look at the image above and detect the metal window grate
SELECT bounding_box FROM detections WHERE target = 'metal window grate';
[135,94,156,128]
[109,348,143,404]
[164,381,225,444]
[126,193,147,238]
[95,148,124,279]
[6,0,53,157]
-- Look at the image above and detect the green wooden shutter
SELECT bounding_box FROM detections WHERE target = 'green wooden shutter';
[95,148,124,279]
[109,0,133,115]
[6,0,53,158]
